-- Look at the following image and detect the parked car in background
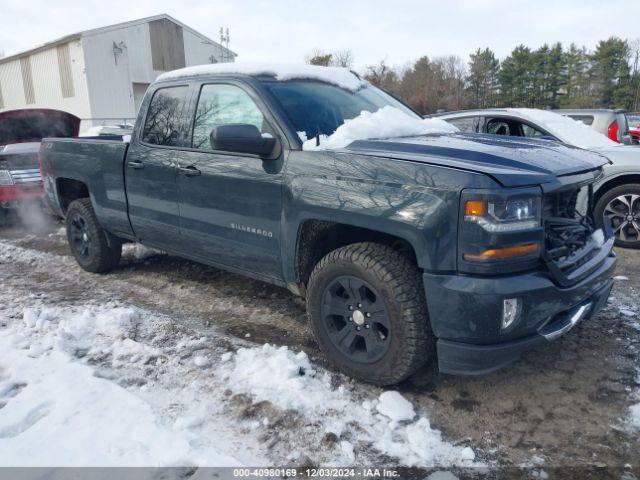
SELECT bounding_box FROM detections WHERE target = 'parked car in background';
[434,108,640,248]
[79,124,134,138]
[554,109,632,144]
[627,113,640,143]
[0,109,80,210]
[40,64,615,384]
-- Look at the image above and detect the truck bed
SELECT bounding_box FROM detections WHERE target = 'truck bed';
[40,137,134,239]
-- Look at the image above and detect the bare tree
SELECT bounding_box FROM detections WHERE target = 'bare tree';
[305,48,355,68]
[332,49,355,68]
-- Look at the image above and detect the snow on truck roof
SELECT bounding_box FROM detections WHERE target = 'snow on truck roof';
[156,62,367,91]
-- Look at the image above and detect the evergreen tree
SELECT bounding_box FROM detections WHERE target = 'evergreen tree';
[561,43,590,107]
[543,43,566,108]
[590,38,632,108]
[498,45,534,107]
[466,48,500,108]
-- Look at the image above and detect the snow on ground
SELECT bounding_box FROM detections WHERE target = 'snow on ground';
[221,344,477,467]
[0,304,256,467]
[0,237,480,468]
[302,106,457,151]
[606,286,640,431]
[157,62,366,92]
[121,243,165,261]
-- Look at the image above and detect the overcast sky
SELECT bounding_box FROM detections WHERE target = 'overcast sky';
[2,0,639,72]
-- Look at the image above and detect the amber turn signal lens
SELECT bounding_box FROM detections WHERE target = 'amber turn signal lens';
[464,200,485,216]
[463,243,539,262]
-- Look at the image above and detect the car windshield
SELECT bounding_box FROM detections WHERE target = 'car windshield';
[262,81,420,140]
[627,115,640,127]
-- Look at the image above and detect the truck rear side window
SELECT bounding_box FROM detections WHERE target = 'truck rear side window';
[141,86,189,146]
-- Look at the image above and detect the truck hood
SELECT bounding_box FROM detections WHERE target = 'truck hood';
[0,109,80,147]
[344,133,609,188]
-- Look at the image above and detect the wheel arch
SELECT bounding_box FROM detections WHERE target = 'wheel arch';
[293,219,421,293]
[56,178,90,215]
[594,174,640,206]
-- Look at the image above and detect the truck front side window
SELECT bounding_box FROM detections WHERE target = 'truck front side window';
[192,84,265,151]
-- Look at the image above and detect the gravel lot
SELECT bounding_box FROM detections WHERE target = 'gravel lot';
[0,211,638,477]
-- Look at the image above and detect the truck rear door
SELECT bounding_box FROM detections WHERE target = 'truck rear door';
[174,81,285,281]
[125,85,190,248]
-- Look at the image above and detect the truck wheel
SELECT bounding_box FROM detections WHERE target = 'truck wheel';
[595,184,640,249]
[306,242,434,385]
[66,198,122,273]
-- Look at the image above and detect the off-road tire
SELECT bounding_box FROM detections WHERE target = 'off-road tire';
[594,184,640,249]
[66,198,122,273]
[306,242,435,385]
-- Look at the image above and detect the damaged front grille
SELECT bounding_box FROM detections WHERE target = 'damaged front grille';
[543,184,612,287]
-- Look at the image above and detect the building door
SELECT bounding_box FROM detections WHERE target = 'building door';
[132,83,150,116]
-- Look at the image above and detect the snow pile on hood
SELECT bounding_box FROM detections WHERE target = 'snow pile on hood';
[0,305,243,467]
[157,62,366,92]
[302,106,458,151]
[508,108,617,149]
[222,343,477,467]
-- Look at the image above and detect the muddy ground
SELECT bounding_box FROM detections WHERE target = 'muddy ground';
[0,211,638,476]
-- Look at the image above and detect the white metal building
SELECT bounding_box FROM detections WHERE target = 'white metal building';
[0,14,236,132]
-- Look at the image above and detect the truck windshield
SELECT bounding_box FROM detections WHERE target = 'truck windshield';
[262,81,419,141]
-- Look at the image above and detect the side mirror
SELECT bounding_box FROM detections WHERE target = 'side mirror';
[210,124,277,158]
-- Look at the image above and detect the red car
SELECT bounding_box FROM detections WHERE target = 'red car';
[0,109,80,208]
[627,114,640,144]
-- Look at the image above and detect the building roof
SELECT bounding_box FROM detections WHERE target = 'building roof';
[0,14,236,66]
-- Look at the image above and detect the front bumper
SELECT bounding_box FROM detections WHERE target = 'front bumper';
[424,249,616,375]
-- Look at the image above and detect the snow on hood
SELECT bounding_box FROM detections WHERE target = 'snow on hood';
[508,108,617,149]
[302,106,458,151]
[157,62,366,92]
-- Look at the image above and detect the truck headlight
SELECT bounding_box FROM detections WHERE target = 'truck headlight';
[459,188,544,273]
[0,170,13,185]
[464,196,541,232]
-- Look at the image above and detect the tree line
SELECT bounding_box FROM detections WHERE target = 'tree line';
[306,38,640,115]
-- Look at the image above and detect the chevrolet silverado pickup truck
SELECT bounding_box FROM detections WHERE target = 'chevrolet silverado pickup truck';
[40,64,617,385]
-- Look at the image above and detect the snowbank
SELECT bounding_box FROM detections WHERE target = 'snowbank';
[222,343,478,467]
[376,391,415,421]
[508,108,617,149]
[302,106,458,151]
[0,305,241,466]
[631,401,640,430]
[157,62,366,92]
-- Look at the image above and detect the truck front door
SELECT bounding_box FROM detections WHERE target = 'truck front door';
[175,82,285,281]
[125,85,189,249]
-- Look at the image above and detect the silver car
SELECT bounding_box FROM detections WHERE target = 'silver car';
[554,109,632,145]
[434,108,640,248]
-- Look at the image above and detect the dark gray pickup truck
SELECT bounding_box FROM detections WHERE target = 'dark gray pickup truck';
[40,64,616,385]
